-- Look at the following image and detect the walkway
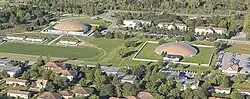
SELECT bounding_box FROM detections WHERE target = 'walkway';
[47,34,64,45]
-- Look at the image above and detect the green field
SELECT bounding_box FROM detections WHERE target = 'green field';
[0,43,102,59]
[225,44,250,54]
[182,47,213,64]
[70,17,112,28]
[135,43,160,60]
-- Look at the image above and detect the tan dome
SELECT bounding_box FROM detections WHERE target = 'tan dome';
[53,21,87,31]
[155,42,197,57]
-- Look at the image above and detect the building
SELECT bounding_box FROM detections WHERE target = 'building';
[46,21,91,36]
[38,92,63,99]
[182,79,199,90]
[123,20,151,28]
[101,66,119,75]
[0,59,22,77]
[36,79,48,89]
[0,59,10,66]
[57,40,80,45]
[121,75,137,84]
[60,70,73,81]
[238,89,250,95]
[25,37,45,42]
[221,65,239,74]
[212,86,231,94]
[137,92,153,99]
[163,54,182,62]
[6,36,25,41]
[155,42,198,57]
[195,27,226,35]
[157,22,188,31]
[59,91,74,99]
[6,78,27,86]
[71,86,93,97]
[7,90,31,99]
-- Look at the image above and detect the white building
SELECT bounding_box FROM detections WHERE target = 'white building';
[212,86,231,94]
[7,90,31,99]
[6,78,27,86]
[195,27,226,35]
[25,38,45,42]
[238,89,250,95]
[123,20,152,28]
[57,40,79,45]
[6,36,25,41]
[121,75,137,84]
[157,22,188,31]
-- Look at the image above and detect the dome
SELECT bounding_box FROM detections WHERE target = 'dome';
[155,42,198,57]
[53,21,88,32]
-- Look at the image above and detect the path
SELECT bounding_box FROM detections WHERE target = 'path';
[216,39,250,45]
[48,34,64,45]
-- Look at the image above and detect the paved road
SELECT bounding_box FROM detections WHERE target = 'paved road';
[217,39,250,45]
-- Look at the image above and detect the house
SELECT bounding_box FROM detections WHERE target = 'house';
[221,65,239,74]
[6,36,25,41]
[7,90,31,99]
[157,22,188,31]
[212,86,231,94]
[60,70,73,81]
[101,66,119,75]
[238,88,250,95]
[71,86,93,97]
[163,54,182,62]
[25,37,45,42]
[4,66,21,77]
[137,92,153,99]
[38,92,63,99]
[195,27,226,35]
[121,75,137,84]
[123,20,152,28]
[6,78,27,86]
[59,91,74,99]
[36,79,48,89]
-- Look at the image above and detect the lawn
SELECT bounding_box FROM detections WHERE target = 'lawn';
[135,43,160,60]
[182,47,214,64]
[225,44,250,54]
[69,17,112,28]
[233,81,250,89]
[0,43,102,59]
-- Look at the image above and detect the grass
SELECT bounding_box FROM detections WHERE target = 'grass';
[225,44,250,54]
[182,47,214,64]
[174,65,211,72]
[0,43,102,59]
[233,81,250,89]
[69,17,112,28]
[135,43,160,60]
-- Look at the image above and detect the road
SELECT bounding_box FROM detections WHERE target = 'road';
[216,39,250,45]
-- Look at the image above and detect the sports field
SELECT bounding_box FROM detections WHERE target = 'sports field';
[69,17,112,28]
[135,43,160,60]
[0,43,102,59]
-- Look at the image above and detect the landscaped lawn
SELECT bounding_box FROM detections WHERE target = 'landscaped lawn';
[182,47,214,64]
[135,43,160,60]
[70,17,112,28]
[225,44,250,54]
[0,43,102,59]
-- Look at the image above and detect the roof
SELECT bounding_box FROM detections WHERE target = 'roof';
[53,21,89,32]
[38,92,62,99]
[126,96,139,99]
[213,86,231,90]
[221,65,239,71]
[6,78,27,83]
[71,86,93,95]
[59,91,73,96]
[101,66,119,73]
[122,75,136,81]
[7,90,30,95]
[155,42,198,57]
[238,88,250,92]
[36,79,48,85]
[137,92,153,99]
[60,70,73,76]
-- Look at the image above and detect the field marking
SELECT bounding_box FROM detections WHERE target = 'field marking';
[48,34,64,45]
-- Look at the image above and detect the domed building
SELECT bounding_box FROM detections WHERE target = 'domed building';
[155,42,198,57]
[47,21,91,36]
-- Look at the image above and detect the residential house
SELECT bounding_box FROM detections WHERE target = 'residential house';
[195,27,226,35]
[7,90,31,99]
[3,66,21,77]
[212,86,231,94]
[123,20,152,28]
[6,78,27,86]
[60,70,74,81]
[101,66,119,75]
[38,92,63,99]
[6,36,25,41]
[157,22,188,31]
[121,75,137,84]
[71,86,93,97]
[221,65,239,74]
[36,79,48,89]
[59,91,74,99]
[137,92,153,99]
[238,88,250,95]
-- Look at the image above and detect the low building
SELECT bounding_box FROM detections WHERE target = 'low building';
[121,75,137,84]
[57,40,79,45]
[238,88,250,95]
[6,78,27,86]
[71,86,93,97]
[137,92,153,99]
[59,91,73,99]
[0,59,10,66]
[101,66,119,75]
[221,65,239,74]
[6,66,22,77]
[36,79,48,89]
[195,27,226,35]
[38,92,63,99]
[157,22,188,31]
[25,37,45,42]
[7,90,31,99]
[163,54,182,62]
[212,86,231,94]
[123,20,151,28]
[6,36,25,41]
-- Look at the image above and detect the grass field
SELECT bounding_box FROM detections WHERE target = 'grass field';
[233,81,250,89]
[69,17,112,28]
[135,43,160,60]
[0,43,102,59]
[225,44,250,54]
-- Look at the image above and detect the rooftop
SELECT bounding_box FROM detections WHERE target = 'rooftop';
[7,90,30,95]
[38,92,62,99]
[6,78,27,83]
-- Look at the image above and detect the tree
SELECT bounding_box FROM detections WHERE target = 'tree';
[231,90,244,99]
[36,56,44,66]
[99,84,116,97]
[244,14,250,34]
[176,37,184,41]
[22,71,30,80]
[94,67,102,90]
[45,82,56,92]
[122,83,137,96]
[45,55,50,63]
[117,48,125,58]
[232,74,247,84]
[158,39,166,45]
[89,95,99,99]
[79,78,88,87]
